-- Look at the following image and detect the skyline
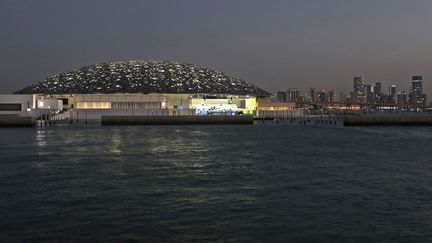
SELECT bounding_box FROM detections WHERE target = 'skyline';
[1,0,432,95]
[275,76,427,107]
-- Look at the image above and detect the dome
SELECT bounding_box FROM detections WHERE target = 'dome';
[16,60,270,96]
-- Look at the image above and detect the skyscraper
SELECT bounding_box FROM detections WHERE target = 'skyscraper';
[410,76,426,105]
[375,82,382,94]
[353,77,365,103]
[287,88,300,102]
[366,84,375,103]
[388,85,397,104]
[397,91,408,105]
[310,88,316,103]
[374,82,383,103]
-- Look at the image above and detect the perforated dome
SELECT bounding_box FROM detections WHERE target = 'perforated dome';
[16,60,269,96]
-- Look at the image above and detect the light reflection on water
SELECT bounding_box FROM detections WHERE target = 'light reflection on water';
[1,125,432,241]
[109,129,122,154]
[35,129,48,153]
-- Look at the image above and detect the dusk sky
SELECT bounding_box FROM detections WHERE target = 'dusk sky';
[1,0,432,95]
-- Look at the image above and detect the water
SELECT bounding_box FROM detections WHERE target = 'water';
[1,124,432,242]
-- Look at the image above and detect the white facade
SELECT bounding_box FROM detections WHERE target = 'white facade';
[37,98,63,110]
[0,95,35,116]
[0,94,63,117]
[74,94,167,109]
[70,94,169,120]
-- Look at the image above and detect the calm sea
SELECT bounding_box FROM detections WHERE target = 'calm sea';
[1,124,432,242]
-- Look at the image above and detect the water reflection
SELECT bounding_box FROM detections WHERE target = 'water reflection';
[155,128,212,171]
[35,128,49,156]
[3,126,432,241]
[109,129,122,154]
[30,126,259,212]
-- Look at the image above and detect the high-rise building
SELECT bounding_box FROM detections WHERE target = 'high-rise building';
[388,85,397,104]
[276,91,287,102]
[397,91,408,105]
[287,88,300,102]
[375,82,382,94]
[410,76,426,105]
[318,90,327,103]
[328,90,336,103]
[375,82,384,103]
[366,84,375,103]
[310,88,316,103]
[353,77,365,103]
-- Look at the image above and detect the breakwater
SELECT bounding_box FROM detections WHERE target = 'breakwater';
[3,113,432,127]
[0,116,34,127]
[101,115,254,125]
[344,113,432,126]
[255,116,344,127]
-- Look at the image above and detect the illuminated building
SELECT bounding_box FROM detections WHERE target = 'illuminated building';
[310,88,316,102]
[388,85,397,104]
[15,60,269,119]
[375,82,384,103]
[353,77,365,103]
[397,91,408,105]
[410,76,426,106]
[287,88,300,102]
[0,94,62,117]
[366,84,375,103]
[257,102,296,111]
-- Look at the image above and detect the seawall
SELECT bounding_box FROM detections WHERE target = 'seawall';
[0,116,34,127]
[101,115,254,125]
[344,113,432,126]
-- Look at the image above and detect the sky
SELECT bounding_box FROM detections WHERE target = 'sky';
[1,0,432,96]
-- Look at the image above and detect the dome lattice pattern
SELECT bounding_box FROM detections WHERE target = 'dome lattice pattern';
[16,60,269,96]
